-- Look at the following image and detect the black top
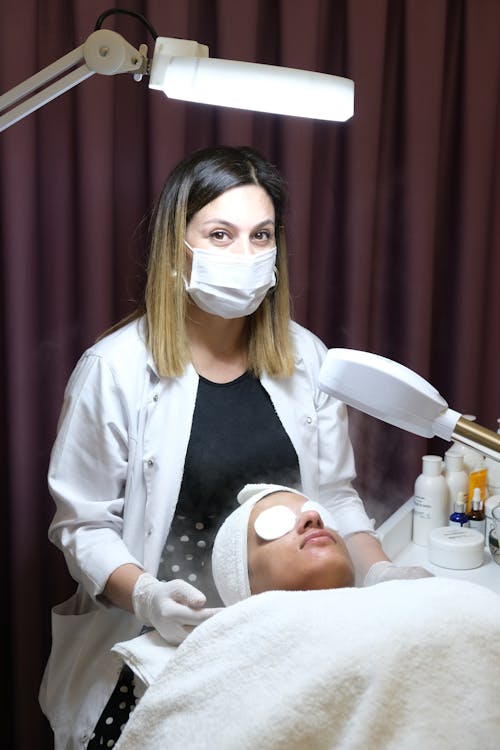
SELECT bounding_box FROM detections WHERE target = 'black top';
[157,370,300,605]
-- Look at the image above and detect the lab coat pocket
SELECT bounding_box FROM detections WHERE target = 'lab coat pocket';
[39,591,99,727]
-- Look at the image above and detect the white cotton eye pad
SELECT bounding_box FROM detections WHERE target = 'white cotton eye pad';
[301,500,338,531]
[254,505,296,540]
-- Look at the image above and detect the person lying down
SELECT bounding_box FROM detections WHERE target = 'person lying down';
[212,482,431,605]
[112,483,362,693]
[113,485,500,750]
[212,482,357,604]
[113,482,431,686]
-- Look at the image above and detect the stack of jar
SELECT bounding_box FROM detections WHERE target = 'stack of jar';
[412,416,500,559]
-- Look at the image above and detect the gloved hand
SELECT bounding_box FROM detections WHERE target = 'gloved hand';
[132,572,222,645]
[363,560,434,587]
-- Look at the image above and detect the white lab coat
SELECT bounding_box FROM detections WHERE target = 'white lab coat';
[40,317,374,749]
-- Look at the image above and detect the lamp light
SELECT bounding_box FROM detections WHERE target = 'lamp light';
[149,38,354,122]
[0,9,354,132]
[319,348,500,463]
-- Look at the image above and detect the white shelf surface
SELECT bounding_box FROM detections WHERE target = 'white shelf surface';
[377,498,500,595]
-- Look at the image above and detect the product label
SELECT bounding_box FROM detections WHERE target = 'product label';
[414,495,431,520]
[440,528,474,540]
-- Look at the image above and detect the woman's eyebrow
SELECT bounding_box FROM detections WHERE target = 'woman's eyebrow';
[200,218,275,228]
[200,219,236,227]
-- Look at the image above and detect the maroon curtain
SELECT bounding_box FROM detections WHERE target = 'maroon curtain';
[1,1,499,747]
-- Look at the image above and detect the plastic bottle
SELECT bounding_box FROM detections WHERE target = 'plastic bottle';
[413,455,449,546]
[443,449,469,515]
[450,414,485,475]
[484,419,500,497]
[449,491,470,528]
[467,456,488,513]
[468,487,485,538]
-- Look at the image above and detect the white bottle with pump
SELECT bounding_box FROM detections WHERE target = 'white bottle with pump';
[413,455,449,546]
[485,418,500,497]
[443,449,469,515]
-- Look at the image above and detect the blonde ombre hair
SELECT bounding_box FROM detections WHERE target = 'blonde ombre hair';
[109,146,295,378]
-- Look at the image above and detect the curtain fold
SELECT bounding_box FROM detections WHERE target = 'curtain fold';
[1,2,499,747]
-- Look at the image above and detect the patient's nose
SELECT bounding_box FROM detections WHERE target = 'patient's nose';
[297,509,324,532]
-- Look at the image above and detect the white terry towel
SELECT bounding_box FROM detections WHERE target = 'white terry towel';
[115,578,500,750]
[111,630,177,697]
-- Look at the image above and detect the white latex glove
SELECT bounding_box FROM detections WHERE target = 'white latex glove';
[363,560,434,587]
[132,572,221,645]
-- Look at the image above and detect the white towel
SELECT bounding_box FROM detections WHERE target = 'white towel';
[115,578,500,749]
[111,630,177,697]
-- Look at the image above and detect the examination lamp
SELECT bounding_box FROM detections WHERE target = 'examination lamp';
[319,348,500,463]
[0,8,354,132]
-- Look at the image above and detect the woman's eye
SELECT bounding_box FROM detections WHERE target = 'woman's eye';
[254,230,272,242]
[210,230,230,241]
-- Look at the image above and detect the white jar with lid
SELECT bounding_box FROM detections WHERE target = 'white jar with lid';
[428,527,484,569]
[413,455,449,546]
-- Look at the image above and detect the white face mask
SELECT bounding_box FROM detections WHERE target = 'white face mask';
[184,242,277,319]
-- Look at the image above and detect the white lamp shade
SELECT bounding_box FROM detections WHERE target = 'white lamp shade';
[150,44,354,121]
[319,348,461,440]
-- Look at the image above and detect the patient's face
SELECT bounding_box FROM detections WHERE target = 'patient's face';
[247,492,355,595]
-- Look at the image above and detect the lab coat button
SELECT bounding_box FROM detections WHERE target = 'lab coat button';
[147,458,154,467]
[306,416,313,424]
[153,394,159,402]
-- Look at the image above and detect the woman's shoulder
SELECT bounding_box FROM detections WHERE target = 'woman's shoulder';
[289,321,328,361]
[70,318,152,394]
[88,317,149,365]
[59,318,156,413]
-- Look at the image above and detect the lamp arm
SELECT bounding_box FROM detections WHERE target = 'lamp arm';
[0,29,146,132]
[1,21,354,127]
[451,417,500,463]
[0,54,93,132]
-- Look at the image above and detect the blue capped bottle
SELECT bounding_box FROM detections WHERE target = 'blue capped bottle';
[449,492,470,528]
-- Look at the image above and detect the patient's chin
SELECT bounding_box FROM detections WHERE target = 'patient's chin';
[307,559,356,591]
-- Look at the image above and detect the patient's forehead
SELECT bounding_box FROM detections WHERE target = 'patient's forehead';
[250,491,306,520]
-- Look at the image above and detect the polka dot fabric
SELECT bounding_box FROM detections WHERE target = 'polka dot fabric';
[158,510,222,606]
[87,666,138,748]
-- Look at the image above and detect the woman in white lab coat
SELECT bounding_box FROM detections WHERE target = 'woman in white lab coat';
[40,145,392,749]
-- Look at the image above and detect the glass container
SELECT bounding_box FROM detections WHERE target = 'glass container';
[488,505,500,565]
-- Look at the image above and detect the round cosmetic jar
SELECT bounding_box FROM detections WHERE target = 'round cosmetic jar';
[428,526,484,570]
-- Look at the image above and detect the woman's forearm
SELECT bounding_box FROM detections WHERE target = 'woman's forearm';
[344,531,390,586]
[102,563,145,612]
